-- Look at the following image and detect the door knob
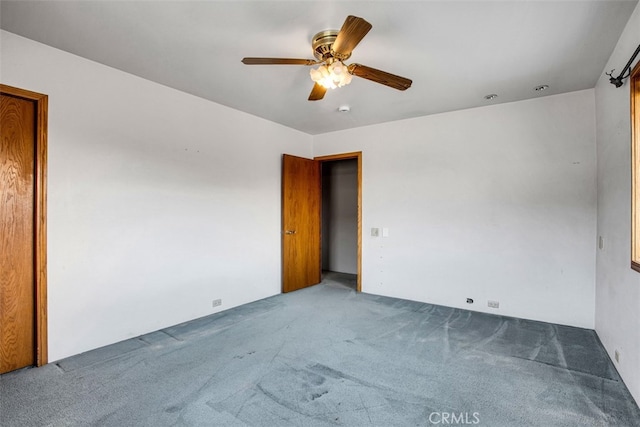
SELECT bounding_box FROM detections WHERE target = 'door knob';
[285,230,297,235]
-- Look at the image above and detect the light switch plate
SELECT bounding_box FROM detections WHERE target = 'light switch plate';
[371,228,379,237]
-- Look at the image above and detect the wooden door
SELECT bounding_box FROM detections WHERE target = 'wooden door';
[282,154,321,293]
[0,85,48,373]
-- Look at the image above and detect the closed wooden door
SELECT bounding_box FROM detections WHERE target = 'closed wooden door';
[0,86,47,374]
[282,154,321,293]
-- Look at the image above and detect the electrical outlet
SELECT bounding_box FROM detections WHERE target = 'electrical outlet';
[615,349,620,363]
[212,299,222,308]
[488,300,499,308]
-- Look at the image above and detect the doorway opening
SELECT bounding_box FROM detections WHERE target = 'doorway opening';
[315,152,362,292]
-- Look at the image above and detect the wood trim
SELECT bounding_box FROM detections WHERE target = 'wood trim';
[315,152,362,162]
[0,84,48,365]
[631,63,640,273]
[315,152,363,292]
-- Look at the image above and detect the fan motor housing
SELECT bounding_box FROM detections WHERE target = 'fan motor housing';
[312,30,350,62]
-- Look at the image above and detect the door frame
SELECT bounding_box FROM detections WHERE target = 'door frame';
[314,151,362,292]
[1,84,48,366]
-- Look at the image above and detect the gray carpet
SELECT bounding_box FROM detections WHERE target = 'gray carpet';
[1,273,639,426]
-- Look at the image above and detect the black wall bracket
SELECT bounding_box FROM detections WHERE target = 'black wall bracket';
[606,44,640,88]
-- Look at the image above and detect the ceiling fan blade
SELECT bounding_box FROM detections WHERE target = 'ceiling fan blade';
[308,83,327,101]
[332,16,372,59]
[241,57,318,66]
[348,64,412,91]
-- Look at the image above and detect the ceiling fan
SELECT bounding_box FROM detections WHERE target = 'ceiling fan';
[242,15,412,101]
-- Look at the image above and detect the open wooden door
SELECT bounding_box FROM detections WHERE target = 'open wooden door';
[282,154,321,293]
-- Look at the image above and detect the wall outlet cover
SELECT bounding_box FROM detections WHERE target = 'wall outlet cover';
[488,300,499,308]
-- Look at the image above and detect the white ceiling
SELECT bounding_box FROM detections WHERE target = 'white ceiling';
[1,1,637,135]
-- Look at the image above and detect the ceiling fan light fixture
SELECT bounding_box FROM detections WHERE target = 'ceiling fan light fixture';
[242,16,411,101]
[310,61,352,89]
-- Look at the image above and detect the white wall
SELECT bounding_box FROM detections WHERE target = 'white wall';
[321,160,358,274]
[594,3,640,405]
[1,31,312,361]
[314,90,597,329]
